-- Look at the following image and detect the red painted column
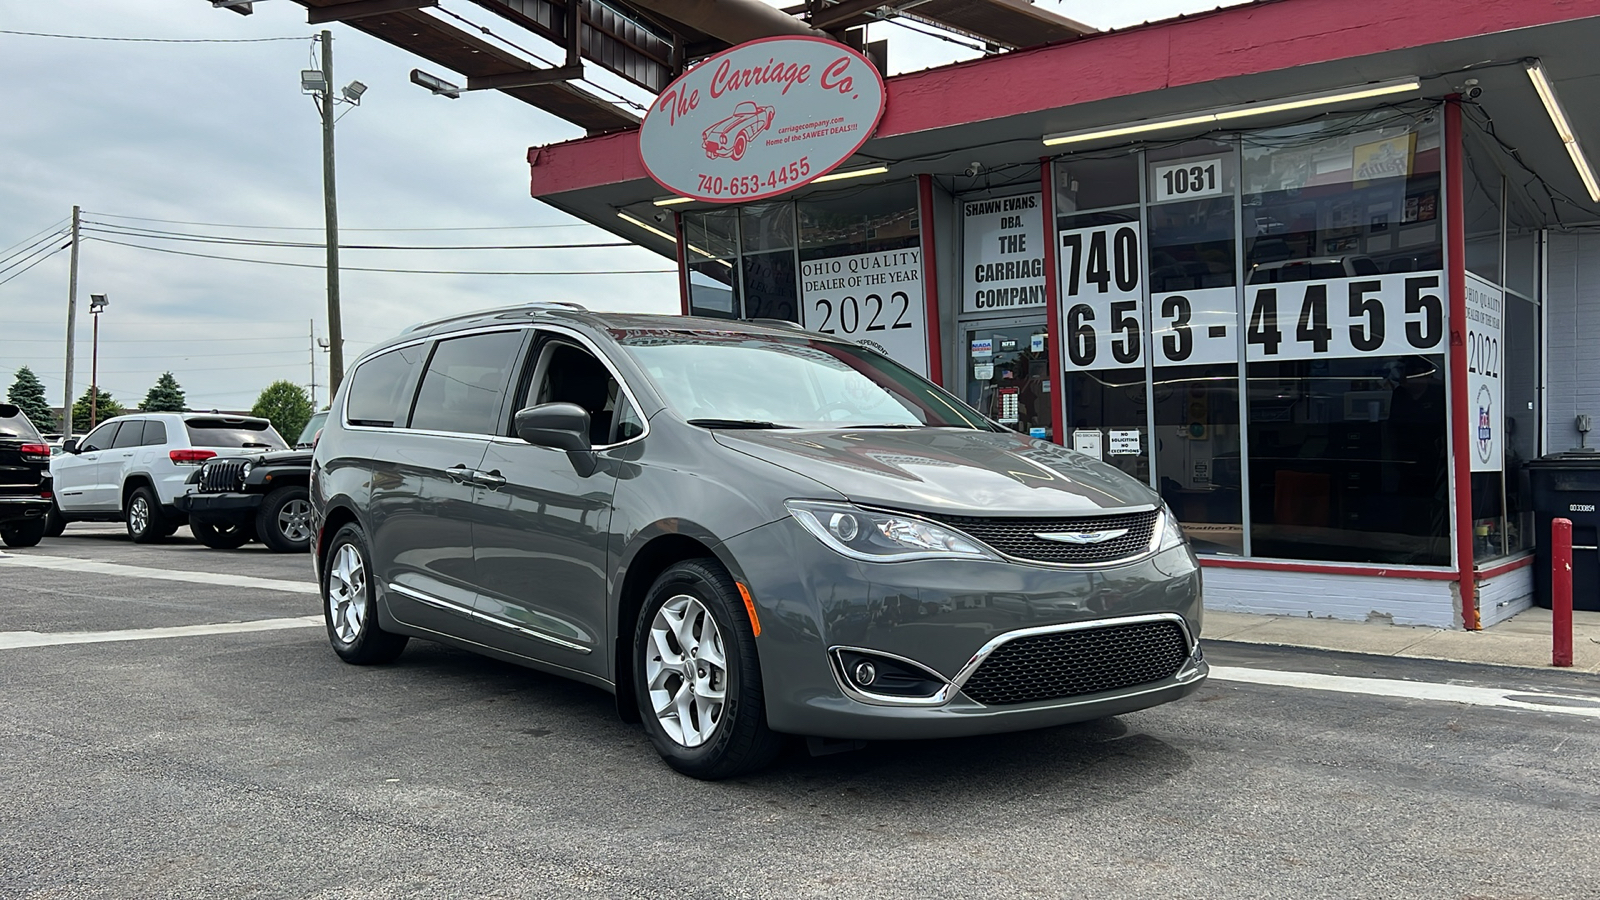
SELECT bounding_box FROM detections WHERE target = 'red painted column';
[1039,157,1064,445]
[674,211,690,316]
[1444,96,1480,631]
[1553,517,1574,667]
[917,174,945,386]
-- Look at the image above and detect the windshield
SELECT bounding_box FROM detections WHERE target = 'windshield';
[613,330,994,430]
[296,411,328,447]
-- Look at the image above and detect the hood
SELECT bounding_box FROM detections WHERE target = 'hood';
[712,427,1159,516]
[250,448,311,467]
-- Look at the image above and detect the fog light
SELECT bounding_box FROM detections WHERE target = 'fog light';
[829,512,859,542]
[851,659,877,687]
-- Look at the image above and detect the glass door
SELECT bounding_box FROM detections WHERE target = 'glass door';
[960,319,1053,441]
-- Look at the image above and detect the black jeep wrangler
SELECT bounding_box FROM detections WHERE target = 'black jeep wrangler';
[0,403,53,548]
[174,411,324,553]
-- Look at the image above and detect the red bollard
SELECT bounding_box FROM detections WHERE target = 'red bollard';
[1553,517,1573,668]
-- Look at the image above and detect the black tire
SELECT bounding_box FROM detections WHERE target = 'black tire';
[125,486,170,544]
[1,519,47,548]
[191,519,254,550]
[322,523,407,665]
[43,500,66,538]
[632,558,783,780]
[256,486,313,554]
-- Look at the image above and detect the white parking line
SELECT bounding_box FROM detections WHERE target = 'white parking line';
[0,552,316,594]
[1211,665,1600,719]
[0,616,323,650]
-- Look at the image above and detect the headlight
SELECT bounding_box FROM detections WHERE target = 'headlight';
[240,462,253,479]
[1157,502,1187,551]
[786,500,1001,563]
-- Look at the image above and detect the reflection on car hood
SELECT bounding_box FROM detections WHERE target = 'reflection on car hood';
[712,427,1158,516]
[250,449,311,467]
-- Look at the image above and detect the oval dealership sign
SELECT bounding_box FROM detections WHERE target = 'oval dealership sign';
[638,36,887,204]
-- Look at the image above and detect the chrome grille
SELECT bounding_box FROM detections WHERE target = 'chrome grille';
[923,509,1159,565]
[198,459,247,493]
[960,620,1189,706]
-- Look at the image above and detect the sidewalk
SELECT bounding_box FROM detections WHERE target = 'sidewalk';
[1205,606,1600,674]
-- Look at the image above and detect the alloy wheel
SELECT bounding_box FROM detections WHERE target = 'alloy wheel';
[327,542,367,643]
[128,496,149,534]
[277,499,313,544]
[645,594,728,748]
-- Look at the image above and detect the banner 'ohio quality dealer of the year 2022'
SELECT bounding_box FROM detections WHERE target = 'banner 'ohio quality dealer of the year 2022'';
[638,37,887,203]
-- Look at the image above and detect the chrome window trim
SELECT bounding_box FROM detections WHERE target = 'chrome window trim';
[387,581,592,654]
[846,502,1168,570]
[828,612,1198,709]
[339,322,650,452]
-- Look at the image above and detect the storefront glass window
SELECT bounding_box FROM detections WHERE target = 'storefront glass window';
[1055,153,1140,216]
[739,203,798,321]
[683,209,740,319]
[1242,110,1448,565]
[1146,139,1243,554]
[1503,294,1539,554]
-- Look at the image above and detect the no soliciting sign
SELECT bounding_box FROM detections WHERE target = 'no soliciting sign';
[638,37,886,203]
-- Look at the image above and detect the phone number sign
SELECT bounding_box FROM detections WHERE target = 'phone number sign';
[638,36,886,203]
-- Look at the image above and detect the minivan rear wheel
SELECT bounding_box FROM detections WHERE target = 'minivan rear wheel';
[633,559,783,779]
[323,523,408,665]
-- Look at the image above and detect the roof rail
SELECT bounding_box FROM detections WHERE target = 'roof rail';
[748,318,810,331]
[402,301,588,334]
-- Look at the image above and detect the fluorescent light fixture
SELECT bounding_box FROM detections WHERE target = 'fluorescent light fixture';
[617,212,677,243]
[811,164,889,184]
[1044,77,1422,147]
[1526,60,1600,202]
[653,196,694,207]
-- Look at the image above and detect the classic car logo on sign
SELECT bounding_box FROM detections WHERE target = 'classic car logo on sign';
[639,36,886,204]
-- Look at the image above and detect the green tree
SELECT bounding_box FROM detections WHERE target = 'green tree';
[6,366,56,432]
[71,386,124,434]
[139,372,187,412]
[250,380,313,444]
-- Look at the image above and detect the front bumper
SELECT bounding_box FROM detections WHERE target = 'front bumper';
[174,492,262,525]
[721,516,1206,740]
[0,496,51,525]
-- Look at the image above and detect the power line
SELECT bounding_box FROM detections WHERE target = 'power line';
[0,218,70,260]
[0,242,70,287]
[0,227,70,271]
[86,211,595,232]
[87,235,676,275]
[81,222,633,250]
[0,29,310,42]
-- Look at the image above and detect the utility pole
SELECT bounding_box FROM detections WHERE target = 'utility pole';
[63,205,79,439]
[319,29,345,396]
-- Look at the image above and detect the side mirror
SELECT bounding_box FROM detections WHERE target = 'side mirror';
[61,438,79,454]
[514,402,597,476]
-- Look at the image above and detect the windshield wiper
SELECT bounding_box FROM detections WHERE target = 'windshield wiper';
[240,442,276,449]
[687,418,793,429]
[839,423,925,429]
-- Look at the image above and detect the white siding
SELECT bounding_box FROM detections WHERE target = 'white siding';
[1203,566,1459,628]
[1476,562,1534,628]
[1545,232,1600,451]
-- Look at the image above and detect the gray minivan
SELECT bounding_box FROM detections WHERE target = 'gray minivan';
[311,306,1206,778]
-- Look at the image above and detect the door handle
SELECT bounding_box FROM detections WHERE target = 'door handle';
[475,469,507,490]
[446,464,475,484]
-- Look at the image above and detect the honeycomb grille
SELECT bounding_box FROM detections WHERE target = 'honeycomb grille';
[960,620,1190,706]
[923,509,1159,565]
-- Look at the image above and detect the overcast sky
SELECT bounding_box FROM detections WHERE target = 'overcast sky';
[0,0,1234,418]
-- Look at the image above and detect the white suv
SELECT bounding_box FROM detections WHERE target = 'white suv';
[49,413,288,543]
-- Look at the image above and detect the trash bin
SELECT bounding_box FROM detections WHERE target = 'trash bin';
[1527,450,1600,611]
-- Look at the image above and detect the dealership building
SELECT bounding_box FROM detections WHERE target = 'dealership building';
[280,0,1600,630]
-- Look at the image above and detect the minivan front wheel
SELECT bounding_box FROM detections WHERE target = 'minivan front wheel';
[633,559,783,779]
[322,523,408,665]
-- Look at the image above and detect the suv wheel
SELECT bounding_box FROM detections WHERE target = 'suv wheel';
[43,500,66,538]
[125,486,170,544]
[633,559,784,780]
[1,519,47,548]
[191,520,253,550]
[257,486,313,553]
[323,523,408,664]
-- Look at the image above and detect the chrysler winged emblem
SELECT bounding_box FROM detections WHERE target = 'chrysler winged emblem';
[1033,528,1129,545]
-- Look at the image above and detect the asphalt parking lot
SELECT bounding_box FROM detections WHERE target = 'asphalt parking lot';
[5,525,1600,899]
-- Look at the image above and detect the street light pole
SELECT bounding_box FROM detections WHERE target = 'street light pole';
[88,293,108,430]
[318,29,345,396]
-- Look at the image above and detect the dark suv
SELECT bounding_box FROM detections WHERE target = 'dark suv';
[175,412,326,552]
[0,404,53,548]
[312,306,1205,778]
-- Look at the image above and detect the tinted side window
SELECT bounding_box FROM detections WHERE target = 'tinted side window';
[411,331,523,435]
[142,420,168,446]
[527,339,634,445]
[112,420,146,449]
[345,345,425,428]
[80,421,120,452]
